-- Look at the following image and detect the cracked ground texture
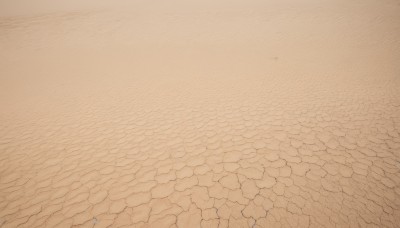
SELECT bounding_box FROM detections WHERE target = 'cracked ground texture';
[1,0,400,227]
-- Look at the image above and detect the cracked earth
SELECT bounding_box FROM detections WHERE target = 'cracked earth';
[1,0,400,227]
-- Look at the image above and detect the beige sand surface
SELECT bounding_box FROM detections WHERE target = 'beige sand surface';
[1,0,400,227]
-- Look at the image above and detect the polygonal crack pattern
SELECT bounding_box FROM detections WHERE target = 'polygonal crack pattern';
[1,3,400,228]
[1,77,399,228]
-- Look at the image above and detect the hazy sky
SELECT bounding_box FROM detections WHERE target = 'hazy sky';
[0,0,264,17]
[0,0,135,16]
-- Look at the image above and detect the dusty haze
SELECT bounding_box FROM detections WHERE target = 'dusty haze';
[1,0,400,227]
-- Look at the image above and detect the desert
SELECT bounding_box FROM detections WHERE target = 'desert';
[0,0,400,227]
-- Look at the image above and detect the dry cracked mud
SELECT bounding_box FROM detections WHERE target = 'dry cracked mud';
[1,0,400,227]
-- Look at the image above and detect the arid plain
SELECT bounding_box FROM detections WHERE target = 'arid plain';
[1,0,400,227]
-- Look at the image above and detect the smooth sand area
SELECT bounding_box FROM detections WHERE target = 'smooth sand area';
[1,0,400,227]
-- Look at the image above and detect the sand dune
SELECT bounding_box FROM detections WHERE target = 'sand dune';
[1,0,400,227]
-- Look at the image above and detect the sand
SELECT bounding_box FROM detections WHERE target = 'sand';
[0,0,400,227]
